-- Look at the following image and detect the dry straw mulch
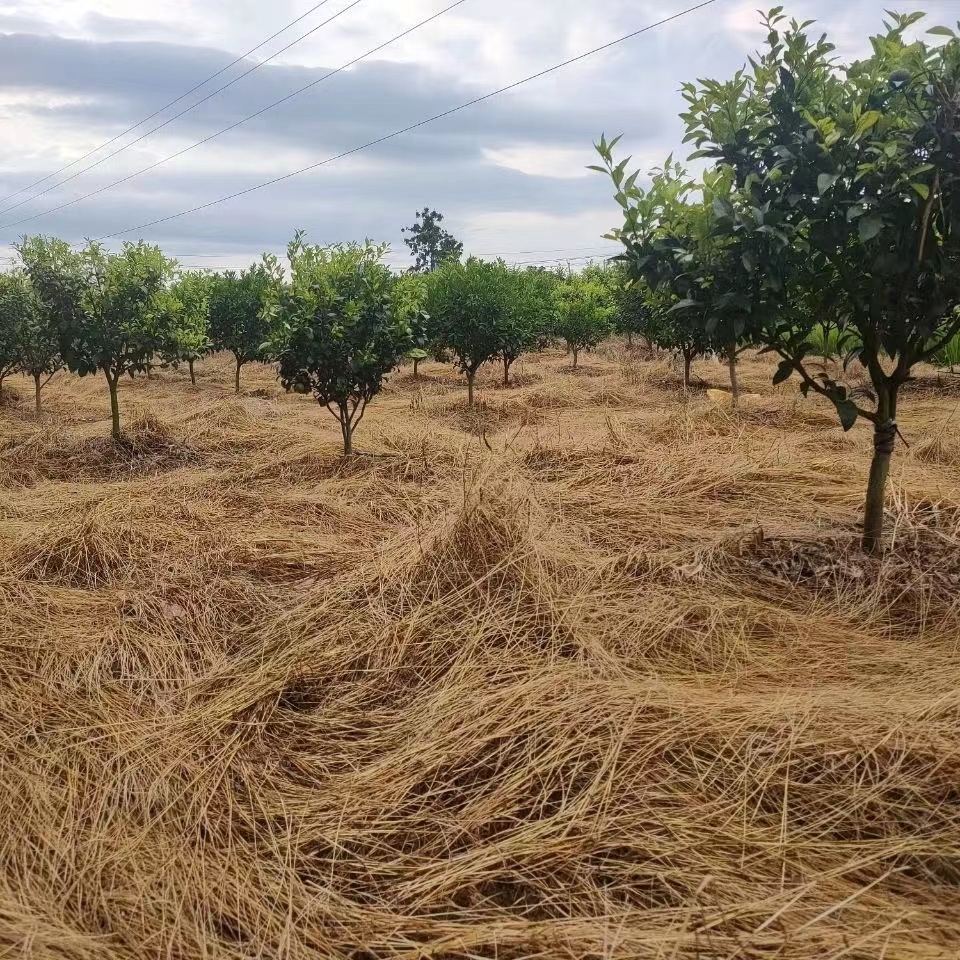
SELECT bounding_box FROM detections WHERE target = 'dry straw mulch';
[1,349,959,959]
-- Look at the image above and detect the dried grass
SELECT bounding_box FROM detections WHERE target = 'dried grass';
[0,350,959,958]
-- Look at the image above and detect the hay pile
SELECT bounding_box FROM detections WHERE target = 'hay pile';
[0,349,958,958]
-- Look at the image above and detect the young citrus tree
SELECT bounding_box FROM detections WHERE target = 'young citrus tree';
[553,275,614,370]
[0,273,27,400]
[678,9,960,552]
[593,153,761,403]
[424,258,512,405]
[271,237,416,456]
[159,272,212,385]
[497,268,557,386]
[0,271,63,413]
[18,237,175,439]
[208,264,276,393]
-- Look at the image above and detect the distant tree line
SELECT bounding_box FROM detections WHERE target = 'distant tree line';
[0,219,626,453]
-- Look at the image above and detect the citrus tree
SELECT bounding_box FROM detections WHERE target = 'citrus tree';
[0,271,63,413]
[424,258,511,405]
[676,9,960,552]
[498,268,557,386]
[0,273,27,400]
[553,275,614,369]
[160,272,211,385]
[18,237,175,438]
[208,264,277,393]
[271,237,416,455]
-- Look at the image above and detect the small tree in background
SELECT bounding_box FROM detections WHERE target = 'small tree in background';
[18,237,175,439]
[403,208,463,274]
[498,268,557,386]
[424,258,510,405]
[272,237,416,456]
[553,276,614,370]
[160,272,212,385]
[0,271,63,413]
[0,275,24,399]
[208,265,276,393]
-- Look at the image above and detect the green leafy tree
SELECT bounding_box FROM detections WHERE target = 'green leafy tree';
[271,237,416,455]
[677,9,960,552]
[402,208,464,274]
[498,268,557,386]
[159,272,212,385]
[424,258,510,405]
[208,264,277,393]
[553,275,614,370]
[18,237,175,439]
[594,152,761,403]
[0,274,26,399]
[0,271,63,413]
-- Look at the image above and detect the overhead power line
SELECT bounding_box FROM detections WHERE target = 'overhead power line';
[0,0,367,221]
[0,0,471,231]
[93,0,718,243]
[0,0,341,209]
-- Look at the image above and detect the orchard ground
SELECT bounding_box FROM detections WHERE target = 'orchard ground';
[1,343,959,958]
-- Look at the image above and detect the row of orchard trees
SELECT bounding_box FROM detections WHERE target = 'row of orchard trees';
[595,8,960,553]
[0,233,621,453]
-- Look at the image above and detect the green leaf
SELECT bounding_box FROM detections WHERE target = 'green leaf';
[911,182,930,200]
[927,25,957,37]
[586,164,607,174]
[772,360,794,385]
[835,399,858,431]
[817,173,838,194]
[859,216,883,242]
[853,110,882,140]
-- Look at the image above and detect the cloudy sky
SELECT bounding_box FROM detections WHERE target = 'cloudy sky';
[0,0,956,271]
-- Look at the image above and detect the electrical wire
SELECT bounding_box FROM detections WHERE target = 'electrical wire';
[0,0,367,221]
[0,0,343,209]
[0,0,472,231]
[92,0,719,242]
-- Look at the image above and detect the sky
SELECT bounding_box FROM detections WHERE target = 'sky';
[0,0,957,272]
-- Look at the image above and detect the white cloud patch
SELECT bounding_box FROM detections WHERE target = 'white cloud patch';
[482,145,595,180]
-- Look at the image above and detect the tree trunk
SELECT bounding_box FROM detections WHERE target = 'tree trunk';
[0,374,5,399]
[503,356,513,387]
[627,330,633,348]
[34,373,42,414]
[340,407,353,456]
[862,394,898,554]
[683,351,693,394]
[413,358,420,379]
[188,358,196,386]
[727,349,740,408]
[466,369,476,407]
[572,347,580,370]
[106,371,121,440]
[234,357,242,394]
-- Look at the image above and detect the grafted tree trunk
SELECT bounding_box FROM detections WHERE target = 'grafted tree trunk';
[34,373,42,414]
[234,356,242,394]
[727,348,740,408]
[188,358,197,386]
[572,346,580,370]
[503,356,513,387]
[862,388,898,554]
[683,351,693,394]
[413,358,420,379]
[466,369,476,407]
[106,370,121,440]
